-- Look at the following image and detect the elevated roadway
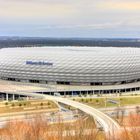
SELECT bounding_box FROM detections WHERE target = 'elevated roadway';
[2,91,120,133]
[45,95,121,133]
[0,80,121,133]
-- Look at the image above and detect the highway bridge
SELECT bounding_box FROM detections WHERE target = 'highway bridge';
[1,91,120,133]
[0,80,121,133]
[45,95,121,133]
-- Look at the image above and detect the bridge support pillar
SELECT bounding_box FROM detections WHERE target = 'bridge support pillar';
[6,93,8,101]
[86,91,88,96]
[64,92,66,97]
[79,91,81,96]
[18,95,21,100]
[26,96,29,100]
[71,91,73,96]
[12,94,15,101]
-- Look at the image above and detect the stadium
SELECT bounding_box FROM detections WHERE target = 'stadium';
[0,47,140,95]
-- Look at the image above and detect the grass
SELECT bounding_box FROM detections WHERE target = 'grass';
[1,96,140,114]
[120,97,140,106]
[74,96,140,108]
[0,100,58,114]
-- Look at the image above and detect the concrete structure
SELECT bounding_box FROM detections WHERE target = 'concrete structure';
[0,85,121,133]
[0,79,121,132]
[0,47,140,95]
[45,95,120,133]
[0,47,140,85]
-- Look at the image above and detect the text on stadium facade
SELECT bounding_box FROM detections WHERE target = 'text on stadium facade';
[26,61,53,66]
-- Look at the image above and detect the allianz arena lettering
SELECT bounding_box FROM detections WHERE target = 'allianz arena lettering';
[26,61,53,66]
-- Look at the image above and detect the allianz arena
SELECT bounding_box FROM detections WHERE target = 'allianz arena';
[0,47,140,95]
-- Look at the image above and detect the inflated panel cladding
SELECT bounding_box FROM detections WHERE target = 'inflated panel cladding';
[0,47,140,83]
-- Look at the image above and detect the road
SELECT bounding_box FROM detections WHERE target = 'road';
[0,110,79,128]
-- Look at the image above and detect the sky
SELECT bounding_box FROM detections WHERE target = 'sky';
[0,0,140,38]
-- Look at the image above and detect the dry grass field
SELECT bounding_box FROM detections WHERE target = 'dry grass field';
[0,113,140,140]
[0,114,105,140]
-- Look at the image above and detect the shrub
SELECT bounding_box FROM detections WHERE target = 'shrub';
[90,98,92,102]
[5,102,8,106]
[81,98,84,102]
[47,102,50,106]
[96,99,99,103]
[19,103,22,107]
[11,103,15,107]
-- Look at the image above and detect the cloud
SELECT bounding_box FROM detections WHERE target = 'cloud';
[0,0,77,18]
[0,0,140,37]
[100,1,140,11]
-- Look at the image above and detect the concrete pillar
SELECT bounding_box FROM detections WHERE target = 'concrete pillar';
[64,92,66,97]
[72,91,73,97]
[26,96,29,101]
[100,90,102,96]
[92,90,94,95]
[124,89,126,93]
[109,90,111,96]
[18,95,21,100]
[6,93,8,101]
[86,91,88,96]
[12,94,15,101]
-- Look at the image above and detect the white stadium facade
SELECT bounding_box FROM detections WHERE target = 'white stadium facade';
[0,46,140,96]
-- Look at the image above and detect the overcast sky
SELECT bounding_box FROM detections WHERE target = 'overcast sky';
[0,0,140,38]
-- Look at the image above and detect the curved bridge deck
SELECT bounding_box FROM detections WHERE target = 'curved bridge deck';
[1,90,121,133]
[0,80,121,133]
